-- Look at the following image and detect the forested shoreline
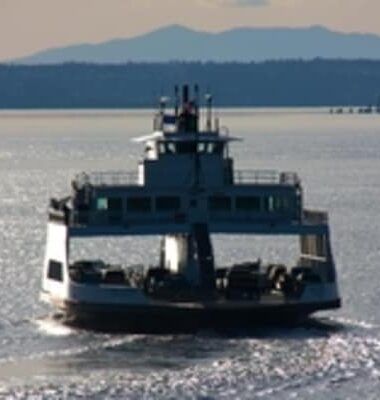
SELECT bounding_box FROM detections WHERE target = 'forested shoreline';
[1,60,380,108]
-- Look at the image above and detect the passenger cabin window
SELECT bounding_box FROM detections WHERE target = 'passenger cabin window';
[263,196,290,213]
[156,196,181,211]
[263,196,275,212]
[273,196,290,212]
[108,197,123,212]
[106,198,123,224]
[236,196,261,211]
[197,142,206,153]
[127,197,151,213]
[48,260,63,282]
[96,197,122,212]
[209,196,231,211]
[97,198,108,210]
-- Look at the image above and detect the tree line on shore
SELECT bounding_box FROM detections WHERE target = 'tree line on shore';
[1,60,380,108]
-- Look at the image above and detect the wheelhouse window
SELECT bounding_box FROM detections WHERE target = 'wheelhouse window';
[209,196,231,211]
[176,141,197,154]
[158,140,225,156]
[201,142,225,155]
[209,142,224,155]
[236,196,261,211]
[127,197,151,213]
[164,142,176,154]
[156,196,181,211]
[158,142,176,155]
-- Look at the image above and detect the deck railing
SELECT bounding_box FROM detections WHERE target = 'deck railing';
[73,171,139,187]
[303,209,328,225]
[73,169,299,188]
[233,170,299,186]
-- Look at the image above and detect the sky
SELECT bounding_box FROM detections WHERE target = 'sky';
[0,0,379,60]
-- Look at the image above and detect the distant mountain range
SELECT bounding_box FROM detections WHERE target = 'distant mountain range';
[9,25,380,64]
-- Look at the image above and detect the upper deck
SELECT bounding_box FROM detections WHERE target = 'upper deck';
[48,85,328,237]
[73,169,300,188]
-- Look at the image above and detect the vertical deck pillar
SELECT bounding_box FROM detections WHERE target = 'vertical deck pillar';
[192,223,216,291]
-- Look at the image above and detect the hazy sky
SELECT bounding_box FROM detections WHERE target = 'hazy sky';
[0,0,379,60]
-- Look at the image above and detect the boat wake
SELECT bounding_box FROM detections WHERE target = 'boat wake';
[0,314,379,399]
[35,316,76,337]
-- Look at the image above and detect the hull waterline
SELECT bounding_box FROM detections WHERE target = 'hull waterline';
[59,299,341,333]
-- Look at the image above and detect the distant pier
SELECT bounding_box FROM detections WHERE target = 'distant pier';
[330,96,380,114]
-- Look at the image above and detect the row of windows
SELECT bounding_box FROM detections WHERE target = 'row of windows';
[95,195,291,213]
[158,141,224,156]
[209,196,290,212]
[97,196,181,213]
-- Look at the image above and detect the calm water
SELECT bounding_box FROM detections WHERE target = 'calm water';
[0,109,380,399]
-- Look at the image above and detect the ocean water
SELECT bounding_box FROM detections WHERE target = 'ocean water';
[0,108,380,399]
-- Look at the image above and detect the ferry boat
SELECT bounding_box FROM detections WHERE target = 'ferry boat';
[41,85,341,333]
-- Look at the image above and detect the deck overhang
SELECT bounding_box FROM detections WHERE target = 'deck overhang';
[68,221,328,238]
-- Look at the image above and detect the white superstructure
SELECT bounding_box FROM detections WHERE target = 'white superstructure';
[41,85,341,332]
